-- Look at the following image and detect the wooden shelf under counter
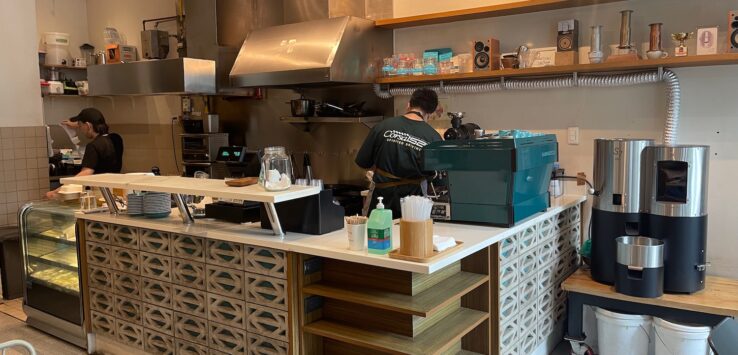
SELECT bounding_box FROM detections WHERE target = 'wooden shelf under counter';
[374,0,625,29]
[375,53,738,85]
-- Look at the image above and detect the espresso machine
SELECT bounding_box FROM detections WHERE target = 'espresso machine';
[591,138,654,284]
[641,145,710,293]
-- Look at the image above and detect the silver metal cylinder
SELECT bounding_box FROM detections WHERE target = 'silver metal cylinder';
[616,236,664,268]
[619,10,634,49]
[593,138,655,213]
[590,25,603,52]
[642,145,710,217]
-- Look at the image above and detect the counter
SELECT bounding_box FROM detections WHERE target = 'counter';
[76,192,585,355]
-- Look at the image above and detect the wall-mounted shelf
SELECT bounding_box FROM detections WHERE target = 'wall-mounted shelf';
[374,0,625,29]
[41,64,87,71]
[375,53,738,85]
[43,95,90,99]
[281,116,383,129]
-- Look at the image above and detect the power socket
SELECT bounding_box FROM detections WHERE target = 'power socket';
[577,172,587,186]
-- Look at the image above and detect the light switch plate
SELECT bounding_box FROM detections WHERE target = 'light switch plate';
[567,126,580,145]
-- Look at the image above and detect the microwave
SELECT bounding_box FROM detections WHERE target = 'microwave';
[180,133,228,163]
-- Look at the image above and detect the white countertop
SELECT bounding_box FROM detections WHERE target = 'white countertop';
[76,195,586,274]
[61,174,320,203]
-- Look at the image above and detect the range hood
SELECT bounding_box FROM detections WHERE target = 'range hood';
[87,58,216,96]
[229,15,392,87]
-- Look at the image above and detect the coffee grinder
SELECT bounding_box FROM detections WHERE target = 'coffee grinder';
[642,145,710,293]
[591,138,654,284]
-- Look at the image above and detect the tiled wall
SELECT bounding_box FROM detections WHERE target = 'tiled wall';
[0,126,50,226]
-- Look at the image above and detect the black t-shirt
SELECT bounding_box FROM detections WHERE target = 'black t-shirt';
[355,115,442,217]
[81,134,121,174]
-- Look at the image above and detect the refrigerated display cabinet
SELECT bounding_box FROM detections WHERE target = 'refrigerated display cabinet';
[19,201,86,348]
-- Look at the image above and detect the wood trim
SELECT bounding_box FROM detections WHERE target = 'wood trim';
[562,270,738,318]
[375,53,738,85]
[374,0,624,29]
[461,247,492,354]
[77,220,92,335]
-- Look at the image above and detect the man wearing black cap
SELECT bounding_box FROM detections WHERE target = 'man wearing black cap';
[46,108,123,198]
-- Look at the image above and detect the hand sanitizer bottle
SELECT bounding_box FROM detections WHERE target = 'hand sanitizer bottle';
[367,197,393,254]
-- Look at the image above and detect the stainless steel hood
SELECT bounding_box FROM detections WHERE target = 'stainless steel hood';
[87,58,216,96]
[229,16,392,87]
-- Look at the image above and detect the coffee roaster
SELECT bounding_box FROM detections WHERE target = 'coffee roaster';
[423,134,558,226]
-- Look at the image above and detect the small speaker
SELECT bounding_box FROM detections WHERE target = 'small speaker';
[557,19,579,52]
[473,38,500,71]
[730,11,738,52]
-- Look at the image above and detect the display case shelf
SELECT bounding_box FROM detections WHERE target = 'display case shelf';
[375,54,738,85]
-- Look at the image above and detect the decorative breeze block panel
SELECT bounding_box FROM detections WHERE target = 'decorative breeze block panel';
[207,240,244,269]
[86,242,112,266]
[111,225,140,248]
[517,225,538,254]
[91,310,116,337]
[568,205,581,226]
[112,247,140,274]
[140,229,171,256]
[85,221,110,243]
[113,271,141,299]
[246,275,288,311]
[537,313,554,342]
[173,285,208,318]
[172,258,206,290]
[209,322,247,355]
[498,260,519,296]
[143,303,175,335]
[247,333,289,355]
[537,216,556,243]
[246,303,289,342]
[116,319,144,350]
[498,290,518,325]
[141,252,172,282]
[518,275,538,307]
[174,312,209,346]
[556,210,569,229]
[141,277,173,308]
[519,302,538,334]
[175,339,208,355]
[538,267,554,294]
[114,295,142,324]
[519,328,538,355]
[172,234,206,262]
[498,234,518,265]
[90,288,115,315]
[537,288,554,318]
[517,249,537,280]
[244,247,287,279]
[206,265,245,299]
[207,294,247,329]
[499,319,519,355]
[144,328,175,355]
[537,239,555,267]
[88,265,113,291]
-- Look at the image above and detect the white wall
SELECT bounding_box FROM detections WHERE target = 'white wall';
[393,0,525,18]
[0,0,43,127]
[36,0,89,58]
[392,0,738,278]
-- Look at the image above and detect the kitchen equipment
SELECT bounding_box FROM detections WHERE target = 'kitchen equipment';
[94,50,107,65]
[423,134,557,226]
[649,23,664,52]
[303,153,313,182]
[591,138,654,285]
[79,44,95,67]
[106,44,137,63]
[180,133,228,163]
[206,201,261,224]
[19,201,87,348]
[72,58,86,67]
[325,184,364,216]
[182,114,219,134]
[44,32,70,66]
[589,25,604,63]
[212,146,260,179]
[500,54,519,69]
[615,236,664,298]
[642,145,709,293]
[48,81,64,94]
[259,146,292,191]
[316,101,368,117]
[260,189,345,235]
[290,96,315,117]
[48,68,62,81]
[141,29,170,59]
[618,10,634,50]
[75,81,88,96]
[443,112,481,140]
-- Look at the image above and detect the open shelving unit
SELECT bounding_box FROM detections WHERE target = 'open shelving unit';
[375,53,738,85]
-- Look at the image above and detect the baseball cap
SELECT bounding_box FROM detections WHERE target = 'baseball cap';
[70,108,106,124]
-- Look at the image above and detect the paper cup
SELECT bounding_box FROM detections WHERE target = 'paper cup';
[348,223,366,251]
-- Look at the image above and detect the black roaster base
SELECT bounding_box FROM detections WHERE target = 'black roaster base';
[615,263,664,298]
[591,209,643,285]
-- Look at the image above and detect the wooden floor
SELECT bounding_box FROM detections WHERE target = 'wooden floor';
[563,269,738,317]
[0,298,26,322]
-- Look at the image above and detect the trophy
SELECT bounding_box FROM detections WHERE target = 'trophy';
[671,32,694,57]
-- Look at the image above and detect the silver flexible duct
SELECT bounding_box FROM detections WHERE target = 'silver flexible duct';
[373,69,681,144]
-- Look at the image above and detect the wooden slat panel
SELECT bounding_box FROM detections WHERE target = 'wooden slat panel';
[374,0,624,29]
[303,308,488,355]
[303,271,487,317]
[411,262,460,295]
[321,259,413,294]
[375,54,738,85]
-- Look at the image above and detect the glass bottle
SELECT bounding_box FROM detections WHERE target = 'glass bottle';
[259,146,292,191]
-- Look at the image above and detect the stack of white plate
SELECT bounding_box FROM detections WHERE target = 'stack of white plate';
[143,192,171,218]
[127,193,144,216]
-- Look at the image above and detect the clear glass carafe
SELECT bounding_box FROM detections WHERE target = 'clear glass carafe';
[259,146,292,191]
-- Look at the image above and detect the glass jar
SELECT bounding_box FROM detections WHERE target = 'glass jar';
[259,146,292,191]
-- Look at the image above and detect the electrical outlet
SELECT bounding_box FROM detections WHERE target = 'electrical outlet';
[567,126,580,145]
[577,172,586,186]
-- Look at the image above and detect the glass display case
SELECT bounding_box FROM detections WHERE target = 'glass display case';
[19,200,86,348]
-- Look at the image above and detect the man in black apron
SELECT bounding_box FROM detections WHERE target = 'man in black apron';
[355,88,442,218]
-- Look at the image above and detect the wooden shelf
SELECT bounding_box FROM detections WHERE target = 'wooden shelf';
[375,53,738,85]
[43,95,90,99]
[303,307,488,355]
[303,271,488,317]
[281,116,383,128]
[374,0,624,29]
[41,64,87,71]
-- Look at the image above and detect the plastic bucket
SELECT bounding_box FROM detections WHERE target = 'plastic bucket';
[595,307,652,355]
[654,317,711,355]
[44,32,70,66]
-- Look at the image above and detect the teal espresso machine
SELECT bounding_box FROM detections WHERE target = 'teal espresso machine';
[423,134,558,226]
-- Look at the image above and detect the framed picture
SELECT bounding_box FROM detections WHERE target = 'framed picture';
[528,47,558,67]
[696,27,719,55]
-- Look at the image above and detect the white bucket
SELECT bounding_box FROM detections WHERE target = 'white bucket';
[44,32,70,66]
[654,317,711,355]
[595,307,652,355]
